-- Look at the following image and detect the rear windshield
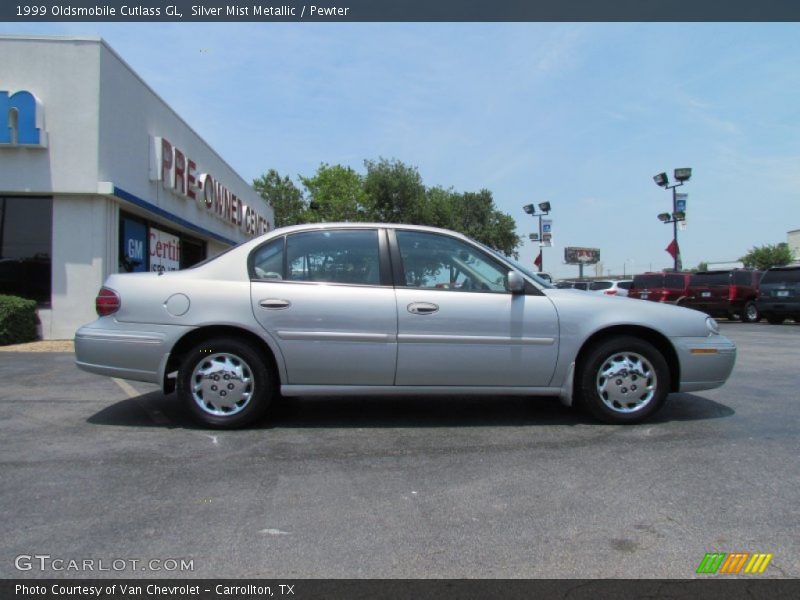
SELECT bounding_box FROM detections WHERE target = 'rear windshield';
[664,275,688,289]
[632,274,663,289]
[761,268,800,284]
[590,281,613,290]
[690,272,730,286]
[618,281,632,290]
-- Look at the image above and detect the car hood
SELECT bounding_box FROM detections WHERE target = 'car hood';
[542,288,712,338]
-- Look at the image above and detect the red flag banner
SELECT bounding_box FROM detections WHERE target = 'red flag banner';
[665,239,679,260]
[533,251,542,269]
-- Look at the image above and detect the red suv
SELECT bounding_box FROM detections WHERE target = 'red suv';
[628,272,692,303]
[682,269,762,322]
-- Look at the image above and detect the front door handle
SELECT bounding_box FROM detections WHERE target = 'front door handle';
[407,302,439,315]
[259,299,291,310]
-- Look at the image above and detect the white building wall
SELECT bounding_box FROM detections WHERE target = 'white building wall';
[50,194,117,339]
[0,36,101,194]
[788,230,800,261]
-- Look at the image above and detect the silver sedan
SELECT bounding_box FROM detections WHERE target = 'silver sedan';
[75,223,736,428]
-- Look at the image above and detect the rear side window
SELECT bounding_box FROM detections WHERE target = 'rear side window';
[573,282,589,290]
[762,268,800,284]
[287,229,380,285]
[633,275,663,289]
[664,275,688,289]
[690,272,730,286]
[590,281,613,290]
[251,237,284,280]
[617,281,632,290]
[732,271,758,285]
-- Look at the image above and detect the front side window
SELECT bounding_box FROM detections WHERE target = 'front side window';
[287,229,380,285]
[396,230,508,293]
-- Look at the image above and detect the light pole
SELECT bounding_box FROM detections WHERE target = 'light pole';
[653,168,691,271]
[522,201,551,272]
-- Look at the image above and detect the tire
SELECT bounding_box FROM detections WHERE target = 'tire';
[575,336,670,425]
[177,337,275,428]
[741,301,760,323]
[765,314,785,325]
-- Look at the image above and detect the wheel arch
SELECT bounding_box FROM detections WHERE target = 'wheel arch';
[162,325,282,394]
[574,325,680,393]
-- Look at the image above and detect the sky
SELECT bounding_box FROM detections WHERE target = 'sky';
[2,21,799,278]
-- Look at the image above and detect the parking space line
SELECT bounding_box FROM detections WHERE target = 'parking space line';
[113,378,171,426]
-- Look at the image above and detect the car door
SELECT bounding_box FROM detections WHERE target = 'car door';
[249,228,397,385]
[390,229,559,387]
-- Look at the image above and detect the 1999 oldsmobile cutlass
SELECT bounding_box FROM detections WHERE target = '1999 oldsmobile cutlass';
[75,223,736,428]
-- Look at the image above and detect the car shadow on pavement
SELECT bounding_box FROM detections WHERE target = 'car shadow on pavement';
[87,390,734,429]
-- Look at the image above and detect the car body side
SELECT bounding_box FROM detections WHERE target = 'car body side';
[75,224,735,407]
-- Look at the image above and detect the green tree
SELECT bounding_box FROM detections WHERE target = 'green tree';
[740,243,793,270]
[694,261,709,273]
[364,158,426,224]
[446,189,522,257]
[300,163,369,223]
[253,169,306,228]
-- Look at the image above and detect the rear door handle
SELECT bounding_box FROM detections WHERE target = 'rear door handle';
[407,302,439,315]
[259,299,291,310]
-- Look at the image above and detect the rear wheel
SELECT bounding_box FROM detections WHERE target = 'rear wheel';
[178,337,274,428]
[575,336,670,424]
[741,301,760,323]
[765,314,785,325]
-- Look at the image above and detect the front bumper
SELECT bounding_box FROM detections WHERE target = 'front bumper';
[75,319,191,385]
[673,334,736,393]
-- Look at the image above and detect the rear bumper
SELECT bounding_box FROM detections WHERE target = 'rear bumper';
[756,300,800,316]
[74,319,190,385]
[673,335,736,393]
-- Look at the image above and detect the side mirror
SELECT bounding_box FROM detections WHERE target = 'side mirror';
[507,270,525,294]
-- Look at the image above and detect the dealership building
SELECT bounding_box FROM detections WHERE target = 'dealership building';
[0,35,273,339]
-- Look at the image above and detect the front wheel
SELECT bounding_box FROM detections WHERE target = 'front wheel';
[178,338,275,428]
[575,336,670,424]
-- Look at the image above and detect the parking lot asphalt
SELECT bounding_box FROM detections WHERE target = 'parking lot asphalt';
[1,322,798,579]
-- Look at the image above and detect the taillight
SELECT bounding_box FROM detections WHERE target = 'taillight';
[728,285,737,301]
[96,287,120,316]
[604,289,617,295]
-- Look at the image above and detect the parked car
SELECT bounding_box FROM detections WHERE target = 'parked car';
[556,280,590,290]
[756,265,800,324]
[589,280,633,297]
[628,272,692,303]
[75,224,736,428]
[682,269,762,322]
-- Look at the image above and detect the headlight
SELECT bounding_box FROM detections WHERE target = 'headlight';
[706,317,720,335]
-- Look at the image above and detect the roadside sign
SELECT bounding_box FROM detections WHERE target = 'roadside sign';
[676,193,687,213]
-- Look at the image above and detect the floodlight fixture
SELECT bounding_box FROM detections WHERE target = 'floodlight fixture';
[653,172,669,187]
[673,167,692,182]
[522,204,535,215]
[657,212,671,223]
[673,211,686,221]
[538,201,551,213]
